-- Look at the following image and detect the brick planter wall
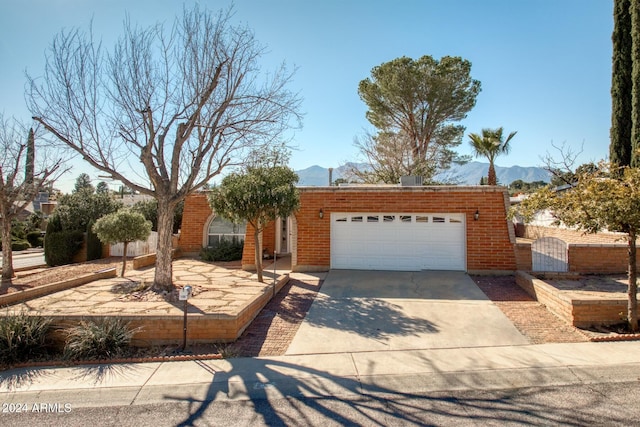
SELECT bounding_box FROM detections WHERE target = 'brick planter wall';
[515,271,639,327]
[46,274,289,347]
[0,268,118,307]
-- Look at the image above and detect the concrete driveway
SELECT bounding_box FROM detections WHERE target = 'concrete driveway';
[286,270,528,355]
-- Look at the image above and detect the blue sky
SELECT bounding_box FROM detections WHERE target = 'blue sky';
[0,0,612,192]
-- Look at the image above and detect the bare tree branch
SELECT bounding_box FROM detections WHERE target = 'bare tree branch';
[26,5,301,290]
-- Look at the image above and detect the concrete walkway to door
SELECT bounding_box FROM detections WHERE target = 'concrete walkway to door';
[286,270,529,355]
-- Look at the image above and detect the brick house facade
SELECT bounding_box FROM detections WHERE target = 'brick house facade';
[179,185,518,273]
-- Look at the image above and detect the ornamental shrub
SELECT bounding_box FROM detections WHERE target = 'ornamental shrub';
[63,317,136,360]
[44,230,84,266]
[26,231,43,248]
[0,311,52,365]
[86,220,103,261]
[200,239,244,262]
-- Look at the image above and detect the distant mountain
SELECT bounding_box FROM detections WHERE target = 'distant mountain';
[435,161,551,185]
[295,161,550,186]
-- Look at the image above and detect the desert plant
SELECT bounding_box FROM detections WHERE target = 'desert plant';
[0,311,52,365]
[200,239,244,262]
[63,317,137,360]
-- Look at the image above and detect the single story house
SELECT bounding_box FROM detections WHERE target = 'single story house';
[179,185,518,273]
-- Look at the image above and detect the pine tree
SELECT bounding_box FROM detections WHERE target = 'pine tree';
[633,1,640,167]
[25,128,34,184]
[611,0,633,168]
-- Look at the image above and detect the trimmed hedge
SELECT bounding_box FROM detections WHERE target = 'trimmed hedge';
[11,240,31,251]
[86,220,103,261]
[26,231,43,248]
[200,239,244,262]
[44,230,84,266]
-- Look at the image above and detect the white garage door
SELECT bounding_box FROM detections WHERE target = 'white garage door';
[331,213,466,271]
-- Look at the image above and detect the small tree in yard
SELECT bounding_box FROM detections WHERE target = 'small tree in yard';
[93,210,152,277]
[509,162,640,332]
[208,166,299,282]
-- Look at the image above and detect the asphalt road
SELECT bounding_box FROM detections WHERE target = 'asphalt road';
[2,381,640,426]
[0,250,45,270]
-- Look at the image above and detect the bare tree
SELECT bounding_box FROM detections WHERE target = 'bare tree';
[0,115,66,279]
[27,6,302,291]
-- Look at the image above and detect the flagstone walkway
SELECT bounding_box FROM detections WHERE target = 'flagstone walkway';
[9,258,290,318]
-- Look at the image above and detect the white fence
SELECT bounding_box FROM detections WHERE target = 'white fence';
[110,232,158,257]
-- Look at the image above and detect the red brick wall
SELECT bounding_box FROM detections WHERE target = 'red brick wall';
[180,192,277,266]
[292,186,516,272]
[522,225,629,244]
[515,243,533,271]
[569,245,639,274]
[182,187,517,272]
[179,192,212,254]
[242,221,276,270]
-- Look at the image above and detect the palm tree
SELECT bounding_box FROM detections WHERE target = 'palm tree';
[468,127,517,185]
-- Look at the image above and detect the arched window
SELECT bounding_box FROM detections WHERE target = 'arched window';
[207,216,246,247]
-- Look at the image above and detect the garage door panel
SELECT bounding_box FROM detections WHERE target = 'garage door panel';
[331,213,465,271]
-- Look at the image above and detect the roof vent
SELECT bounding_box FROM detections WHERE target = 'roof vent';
[400,176,423,186]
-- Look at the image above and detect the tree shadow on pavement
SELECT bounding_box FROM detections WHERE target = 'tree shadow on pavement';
[164,356,625,426]
[300,296,439,339]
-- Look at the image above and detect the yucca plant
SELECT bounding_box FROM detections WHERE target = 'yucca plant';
[0,311,52,365]
[63,318,136,360]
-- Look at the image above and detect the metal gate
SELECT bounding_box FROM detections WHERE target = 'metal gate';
[531,237,568,272]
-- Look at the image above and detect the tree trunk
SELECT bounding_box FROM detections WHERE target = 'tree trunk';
[121,241,128,277]
[254,228,263,282]
[487,163,497,186]
[1,217,14,280]
[152,198,175,292]
[628,230,638,332]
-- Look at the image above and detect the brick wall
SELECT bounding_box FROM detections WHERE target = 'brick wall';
[522,225,629,244]
[515,241,639,274]
[292,186,516,272]
[180,191,277,267]
[182,186,517,273]
[515,242,532,271]
[242,221,276,270]
[516,271,639,327]
[569,244,639,274]
[179,192,212,254]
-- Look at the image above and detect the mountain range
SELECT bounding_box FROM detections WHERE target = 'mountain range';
[295,161,551,186]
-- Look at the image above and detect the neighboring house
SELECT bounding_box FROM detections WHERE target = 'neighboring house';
[180,185,517,273]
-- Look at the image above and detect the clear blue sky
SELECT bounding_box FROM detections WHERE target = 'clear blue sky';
[0,0,613,192]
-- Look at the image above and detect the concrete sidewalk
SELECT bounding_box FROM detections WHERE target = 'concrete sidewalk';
[2,341,640,408]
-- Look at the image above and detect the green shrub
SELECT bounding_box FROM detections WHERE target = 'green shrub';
[11,240,31,251]
[63,317,136,360]
[0,311,52,365]
[200,239,244,262]
[44,230,84,266]
[26,231,44,248]
[86,220,103,261]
